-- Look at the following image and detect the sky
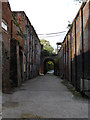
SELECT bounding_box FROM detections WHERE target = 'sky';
[8,0,82,51]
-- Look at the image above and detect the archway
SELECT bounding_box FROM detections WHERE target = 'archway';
[43,58,56,74]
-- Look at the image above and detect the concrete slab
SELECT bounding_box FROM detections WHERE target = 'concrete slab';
[2,75,88,118]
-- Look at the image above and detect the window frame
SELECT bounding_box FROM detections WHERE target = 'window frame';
[1,19,8,32]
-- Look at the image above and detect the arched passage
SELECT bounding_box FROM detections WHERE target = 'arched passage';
[40,55,58,75]
[43,58,56,74]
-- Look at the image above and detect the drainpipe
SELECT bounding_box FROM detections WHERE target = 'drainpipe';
[81,7,84,92]
[75,20,77,90]
[25,25,29,80]
[11,20,13,39]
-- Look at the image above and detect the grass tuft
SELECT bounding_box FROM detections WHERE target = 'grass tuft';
[61,81,82,97]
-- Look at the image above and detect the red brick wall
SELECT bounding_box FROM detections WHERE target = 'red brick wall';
[13,12,29,48]
[0,1,2,89]
[13,12,31,79]
[58,1,90,93]
[0,1,2,33]
[67,34,71,82]
[71,23,76,87]
[58,45,64,78]
[83,2,90,79]
[2,2,12,92]
[10,21,24,86]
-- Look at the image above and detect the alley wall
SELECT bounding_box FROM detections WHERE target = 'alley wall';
[1,1,41,92]
[58,1,90,96]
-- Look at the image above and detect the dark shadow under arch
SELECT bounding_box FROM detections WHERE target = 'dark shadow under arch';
[43,58,56,74]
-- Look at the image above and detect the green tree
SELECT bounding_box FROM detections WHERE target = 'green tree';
[40,39,54,54]
[40,39,56,73]
[54,56,59,65]
[46,61,54,72]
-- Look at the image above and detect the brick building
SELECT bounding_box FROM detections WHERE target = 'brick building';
[58,1,90,96]
[13,11,41,80]
[1,1,41,92]
[10,13,24,87]
[2,1,12,91]
[0,0,2,90]
[30,26,41,77]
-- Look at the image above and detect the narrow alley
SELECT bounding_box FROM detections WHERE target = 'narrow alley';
[3,74,88,118]
[1,1,90,119]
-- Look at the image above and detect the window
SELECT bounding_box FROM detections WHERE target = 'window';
[1,20,8,31]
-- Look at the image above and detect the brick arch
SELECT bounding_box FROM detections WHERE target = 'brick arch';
[43,57,56,74]
[40,55,58,75]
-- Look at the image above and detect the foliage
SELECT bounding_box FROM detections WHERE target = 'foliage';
[54,56,59,65]
[41,50,49,56]
[46,61,54,71]
[40,39,57,72]
[40,39,54,56]
[12,13,23,38]
[61,81,84,97]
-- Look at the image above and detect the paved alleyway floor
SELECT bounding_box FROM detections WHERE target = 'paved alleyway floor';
[2,75,88,118]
